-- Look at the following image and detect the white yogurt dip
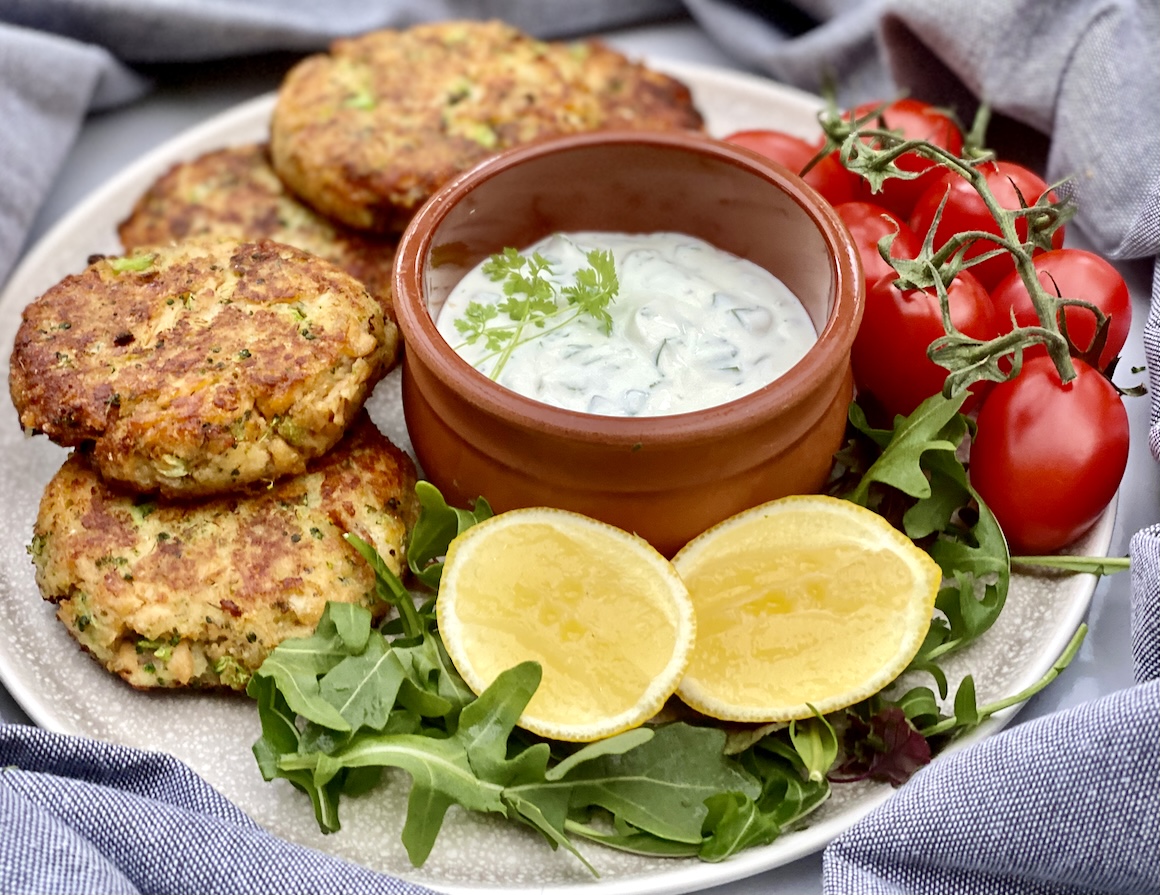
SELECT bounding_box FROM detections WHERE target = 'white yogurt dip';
[435,231,818,417]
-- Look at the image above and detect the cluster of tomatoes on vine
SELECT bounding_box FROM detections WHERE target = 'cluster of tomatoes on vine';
[725,98,1133,556]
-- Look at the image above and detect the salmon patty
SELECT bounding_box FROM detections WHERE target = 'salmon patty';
[118,143,399,324]
[269,19,704,232]
[30,413,417,690]
[9,238,395,497]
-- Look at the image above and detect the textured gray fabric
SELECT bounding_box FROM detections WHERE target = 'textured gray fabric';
[1131,525,1160,684]
[820,681,1160,895]
[0,24,147,285]
[0,0,685,60]
[0,2,1157,893]
[0,726,435,895]
[686,0,895,103]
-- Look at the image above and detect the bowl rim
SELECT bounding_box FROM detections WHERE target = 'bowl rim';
[393,129,863,445]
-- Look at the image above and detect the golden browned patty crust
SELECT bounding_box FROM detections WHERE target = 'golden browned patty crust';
[117,143,399,323]
[269,19,705,232]
[30,413,418,691]
[9,238,396,498]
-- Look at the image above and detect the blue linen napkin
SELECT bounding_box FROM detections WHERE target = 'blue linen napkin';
[1,2,1158,894]
[0,23,148,288]
[0,726,434,895]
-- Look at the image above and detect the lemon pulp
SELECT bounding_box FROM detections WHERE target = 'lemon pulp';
[437,508,695,742]
[673,495,940,722]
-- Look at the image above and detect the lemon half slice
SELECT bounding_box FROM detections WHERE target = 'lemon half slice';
[672,495,941,723]
[436,507,696,742]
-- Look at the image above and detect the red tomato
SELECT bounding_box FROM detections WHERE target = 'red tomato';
[852,269,1001,419]
[989,248,1132,370]
[803,148,863,206]
[908,160,1065,292]
[969,355,1128,553]
[839,99,965,218]
[723,129,860,206]
[835,202,922,290]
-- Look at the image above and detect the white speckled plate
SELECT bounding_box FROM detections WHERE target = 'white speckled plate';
[0,61,1112,895]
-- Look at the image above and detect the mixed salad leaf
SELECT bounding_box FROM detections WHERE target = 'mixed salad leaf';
[248,392,1093,873]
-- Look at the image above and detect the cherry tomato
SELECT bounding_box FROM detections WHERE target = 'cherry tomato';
[908,160,1065,292]
[835,202,922,290]
[831,99,965,218]
[723,129,860,206]
[989,248,1132,370]
[852,269,1001,419]
[969,355,1128,553]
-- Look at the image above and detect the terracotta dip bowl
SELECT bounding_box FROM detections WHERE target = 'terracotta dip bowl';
[394,130,863,556]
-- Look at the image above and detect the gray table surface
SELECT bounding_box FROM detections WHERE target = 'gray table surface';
[1,16,1153,895]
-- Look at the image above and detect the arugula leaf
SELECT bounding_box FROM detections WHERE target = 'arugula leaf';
[344,532,423,639]
[1011,554,1130,575]
[280,662,544,864]
[900,445,971,539]
[545,728,654,780]
[248,674,345,832]
[509,793,599,865]
[892,685,944,730]
[746,733,830,814]
[522,722,770,863]
[913,449,1010,676]
[951,674,981,729]
[761,767,829,830]
[250,603,373,731]
[504,728,655,859]
[698,792,781,861]
[562,819,702,858]
[249,673,307,781]
[406,480,493,589]
[789,713,839,783]
[544,723,760,846]
[919,624,1088,738]
[318,634,406,733]
[842,391,969,513]
[391,623,476,724]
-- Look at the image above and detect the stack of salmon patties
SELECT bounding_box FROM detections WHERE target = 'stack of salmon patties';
[11,239,415,690]
[10,19,703,692]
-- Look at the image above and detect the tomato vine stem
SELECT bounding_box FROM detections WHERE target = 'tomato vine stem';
[818,105,1081,388]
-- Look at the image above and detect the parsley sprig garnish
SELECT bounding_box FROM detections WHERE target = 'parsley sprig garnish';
[453,244,619,380]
